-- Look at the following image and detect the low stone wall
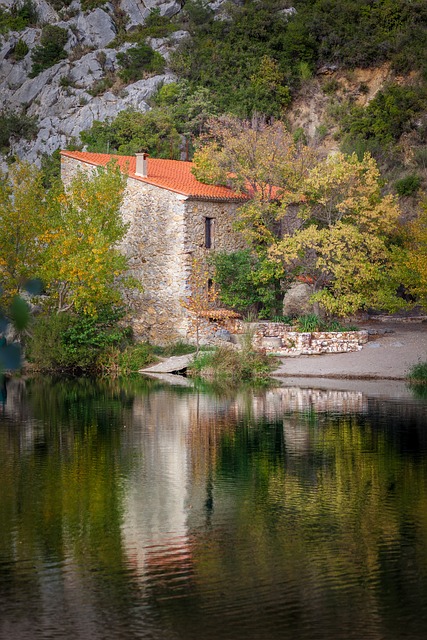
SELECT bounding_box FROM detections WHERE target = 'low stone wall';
[219,319,368,355]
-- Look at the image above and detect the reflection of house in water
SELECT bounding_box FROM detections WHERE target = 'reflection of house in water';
[120,385,370,580]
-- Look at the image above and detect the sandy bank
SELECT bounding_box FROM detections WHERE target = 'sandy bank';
[272,323,427,381]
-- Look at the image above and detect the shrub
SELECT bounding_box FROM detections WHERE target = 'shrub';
[189,329,274,385]
[0,110,38,153]
[296,314,321,332]
[27,307,132,372]
[395,174,422,197]
[117,42,165,83]
[211,250,283,318]
[13,38,29,61]
[30,25,68,77]
[0,0,37,34]
[116,343,155,373]
[407,361,427,383]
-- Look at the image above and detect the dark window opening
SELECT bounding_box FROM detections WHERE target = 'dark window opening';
[205,217,213,249]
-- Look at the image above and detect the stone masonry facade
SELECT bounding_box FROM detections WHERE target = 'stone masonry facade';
[61,154,245,344]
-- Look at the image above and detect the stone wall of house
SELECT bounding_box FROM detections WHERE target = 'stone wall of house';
[60,156,247,344]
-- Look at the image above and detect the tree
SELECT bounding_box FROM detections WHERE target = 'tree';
[269,152,405,316]
[194,118,406,317]
[192,116,315,199]
[192,116,316,316]
[0,162,51,301]
[80,108,181,158]
[41,163,138,315]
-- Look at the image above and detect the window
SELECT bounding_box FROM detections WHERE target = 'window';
[205,217,213,249]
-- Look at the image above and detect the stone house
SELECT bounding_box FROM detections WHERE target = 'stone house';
[60,150,247,344]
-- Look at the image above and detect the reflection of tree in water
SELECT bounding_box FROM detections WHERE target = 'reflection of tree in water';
[0,376,164,637]
[2,380,427,639]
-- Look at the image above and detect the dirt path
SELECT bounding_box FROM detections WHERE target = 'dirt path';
[272,323,427,380]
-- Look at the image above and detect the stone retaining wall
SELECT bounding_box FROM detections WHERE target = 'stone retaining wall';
[219,319,368,355]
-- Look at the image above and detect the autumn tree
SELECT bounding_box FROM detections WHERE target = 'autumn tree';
[0,162,51,301]
[194,118,406,317]
[269,152,405,316]
[41,163,138,316]
[192,116,316,316]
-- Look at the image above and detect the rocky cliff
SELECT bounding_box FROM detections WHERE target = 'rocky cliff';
[0,0,191,167]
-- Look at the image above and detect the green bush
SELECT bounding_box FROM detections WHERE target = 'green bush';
[13,38,29,60]
[0,1,37,34]
[211,250,283,318]
[27,307,132,372]
[189,344,273,384]
[30,25,68,77]
[339,84,427,147]
[0,110,38,153]
[395,174,422,197]
[117,42,165,83]
[116,343,155,373]
[80,108,181,158]
[407,360,427,383]
[295,315,356,332]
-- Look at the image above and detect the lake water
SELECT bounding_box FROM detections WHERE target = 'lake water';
[1,375,427,640]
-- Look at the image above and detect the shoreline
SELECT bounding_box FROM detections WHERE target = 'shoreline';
[271,322,427,382]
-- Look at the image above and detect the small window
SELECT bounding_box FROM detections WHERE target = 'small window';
[205,217,213,249]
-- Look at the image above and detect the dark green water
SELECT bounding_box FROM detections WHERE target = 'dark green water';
[1,376,427,640]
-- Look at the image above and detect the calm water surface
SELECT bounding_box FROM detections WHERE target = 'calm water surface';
[1,376,427,640]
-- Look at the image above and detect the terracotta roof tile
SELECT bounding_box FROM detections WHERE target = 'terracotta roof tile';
[60,151,248,201]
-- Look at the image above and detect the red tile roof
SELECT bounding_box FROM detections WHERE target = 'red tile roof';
[60,151,248,201]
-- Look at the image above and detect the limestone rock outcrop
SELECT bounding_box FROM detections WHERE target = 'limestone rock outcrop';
[0,0,185,167]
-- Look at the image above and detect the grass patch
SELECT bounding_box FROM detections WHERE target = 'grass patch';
[407,361,427,384]
[189,337,274,385]
[295,314,358,332]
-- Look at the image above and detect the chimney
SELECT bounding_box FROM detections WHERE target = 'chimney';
[135,152,148,178]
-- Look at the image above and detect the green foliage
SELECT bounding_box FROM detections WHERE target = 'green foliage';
[339,84,427,152]
[81,0,107,10]
[27,306,131,371]
[296,314,322,332]
[42,163,135,315]
[294,0,427,71]
[172,0,305,117]
[295,314,355,332]
[0,0,37,34]
[116,342,155,372]
[395,174,422,197]
[211,250,282,318]
[30,25,68,77]
[152,341,197,357]
[407,360,427,383]
[117,42,165,83]
[80,108,181,157]
[0,280,42,373]
[0,109,38,153]
[141,8,177,38]
[189,343,273,384]
[0,162,50,298]
[13,38,29,60]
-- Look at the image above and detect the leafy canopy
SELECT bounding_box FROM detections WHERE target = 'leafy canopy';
[42,163,137,315]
